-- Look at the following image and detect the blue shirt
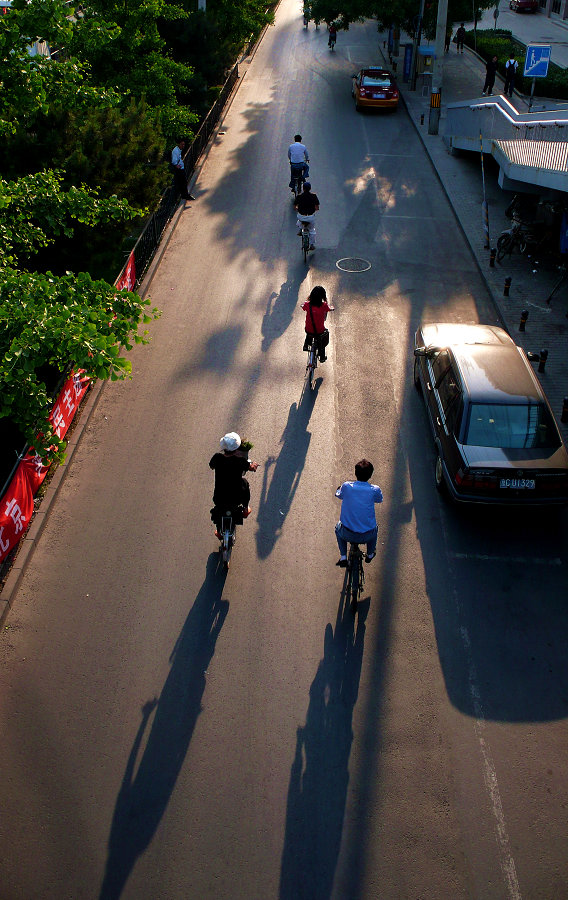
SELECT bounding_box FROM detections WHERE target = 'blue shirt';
[336,480,383,532]
[171,145,184,169]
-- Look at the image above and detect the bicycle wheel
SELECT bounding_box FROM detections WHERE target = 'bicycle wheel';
[346,546,358,608]
[302,230,309,263]
[222,533,232,570]
[308,345,317,386]
[497,233,513,262]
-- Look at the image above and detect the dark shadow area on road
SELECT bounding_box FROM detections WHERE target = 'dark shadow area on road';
[98,554,229,900]
[261,270,306,353]
[279,591,369,900]
[255,380,321,559]
[407,385,568,722]
[180,323,244,379]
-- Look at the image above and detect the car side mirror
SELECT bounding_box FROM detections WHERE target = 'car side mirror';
[526,351,539,363]
[414,347,427,357]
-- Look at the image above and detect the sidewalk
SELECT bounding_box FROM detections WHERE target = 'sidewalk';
[381,39,568,441]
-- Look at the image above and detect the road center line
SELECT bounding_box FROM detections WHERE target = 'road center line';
[460,624,522,900]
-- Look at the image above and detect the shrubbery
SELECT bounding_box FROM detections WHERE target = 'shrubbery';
[467,27,568,99]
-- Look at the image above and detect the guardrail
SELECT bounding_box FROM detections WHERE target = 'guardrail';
[120,63,239,289]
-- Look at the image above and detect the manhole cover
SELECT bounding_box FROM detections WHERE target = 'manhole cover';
[336,257,371,273]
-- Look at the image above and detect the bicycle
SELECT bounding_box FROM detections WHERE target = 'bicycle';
[218,509,237,570]
[290,168,305,199]
[304,334,318,387]
[300,221,311,263]
[497,218,555,262]
[347,542,365,610]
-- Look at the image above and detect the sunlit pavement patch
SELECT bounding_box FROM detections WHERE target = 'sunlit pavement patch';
[336,257,371,273]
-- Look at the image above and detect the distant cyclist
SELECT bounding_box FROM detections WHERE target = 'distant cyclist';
[294,182,319,250]
[288,134,310,191]
[335,459,383,567]
[328,22,337,48]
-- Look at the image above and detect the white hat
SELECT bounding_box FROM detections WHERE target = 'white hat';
[220,432,241,452]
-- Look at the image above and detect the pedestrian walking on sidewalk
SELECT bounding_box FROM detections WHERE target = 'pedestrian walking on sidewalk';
[504,54,518,98]
[445,26,452,53]
[455,24,466,53]
[171,138,196,205]
[482,56,498,95]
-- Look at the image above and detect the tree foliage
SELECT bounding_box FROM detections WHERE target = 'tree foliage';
[0,172,159,463]
[309,0,495,38]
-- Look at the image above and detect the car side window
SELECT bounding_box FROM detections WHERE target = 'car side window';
[431,350,451,387]
[435,363,462,435]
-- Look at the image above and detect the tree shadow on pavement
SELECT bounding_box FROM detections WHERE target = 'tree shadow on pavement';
[255,381,320,559]
[97,554,228,900]
[261,271,305,353]
[279,592,369,900]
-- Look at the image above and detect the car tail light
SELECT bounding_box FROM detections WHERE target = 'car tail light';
[359,87,368,97]
[455,468,498,490]
[537,473,568,495]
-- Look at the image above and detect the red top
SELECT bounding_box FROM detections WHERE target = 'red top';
[302,300,331,334]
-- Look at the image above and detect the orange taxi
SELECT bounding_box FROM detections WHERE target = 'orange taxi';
[352,67,399,111]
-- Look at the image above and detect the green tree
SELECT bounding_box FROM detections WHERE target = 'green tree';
[0,171,159,463]
[69,0,198,144]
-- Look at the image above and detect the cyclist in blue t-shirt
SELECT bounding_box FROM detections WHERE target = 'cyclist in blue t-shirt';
[335,459,383,567]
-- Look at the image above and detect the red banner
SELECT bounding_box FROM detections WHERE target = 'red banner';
[0,370,91,564]
[116,251,136,292]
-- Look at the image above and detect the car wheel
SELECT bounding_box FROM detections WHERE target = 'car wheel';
[413,358,422,392]
[435,454,447,494]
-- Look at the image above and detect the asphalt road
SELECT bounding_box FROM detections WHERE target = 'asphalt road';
[1,4,567,899]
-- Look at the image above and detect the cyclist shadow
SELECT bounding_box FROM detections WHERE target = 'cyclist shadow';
[97,554,228,900]
[255,384,320,559]
[279,594,369,900]
[261,273,304,353]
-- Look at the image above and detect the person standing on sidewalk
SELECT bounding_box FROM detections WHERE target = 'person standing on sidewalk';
[455,24,466,53]
[482,55,498,95]
[504,54,518,98]
[171,138,196,205]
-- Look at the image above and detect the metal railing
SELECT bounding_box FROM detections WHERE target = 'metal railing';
[119,63,239,289]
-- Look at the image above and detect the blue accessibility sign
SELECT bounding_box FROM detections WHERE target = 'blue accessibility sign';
[524,44,551,78]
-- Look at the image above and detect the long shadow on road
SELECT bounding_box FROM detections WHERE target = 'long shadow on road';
[98,554,228,900]
[256,379,321,559]
[279,588,369,900]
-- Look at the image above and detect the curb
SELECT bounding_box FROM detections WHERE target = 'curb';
[0,377,106,626]
[383,48,508,332]
[0,30,265,624]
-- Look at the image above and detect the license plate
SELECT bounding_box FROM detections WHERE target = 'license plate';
[500,478,535,489]
[373,93,385,98]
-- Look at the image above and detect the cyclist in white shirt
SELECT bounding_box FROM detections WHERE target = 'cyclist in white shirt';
[288,134,310,190]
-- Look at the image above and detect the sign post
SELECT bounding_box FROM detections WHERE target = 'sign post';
[524,44,551,111]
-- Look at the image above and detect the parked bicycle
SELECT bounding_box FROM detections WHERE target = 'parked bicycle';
[497,219,555,262]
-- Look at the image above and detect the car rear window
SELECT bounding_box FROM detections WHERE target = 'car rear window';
[464,402,561,449]
[362,75,391,87]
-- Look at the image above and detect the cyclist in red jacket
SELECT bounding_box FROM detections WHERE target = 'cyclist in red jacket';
[301,285,334,362]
